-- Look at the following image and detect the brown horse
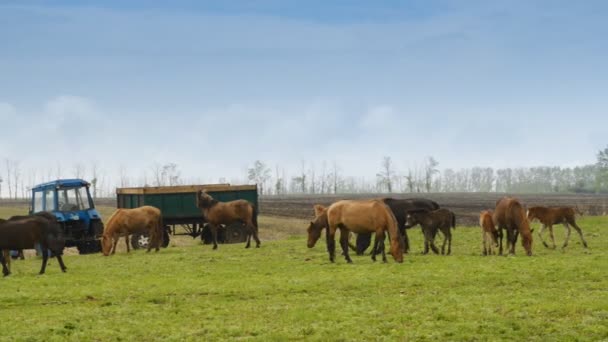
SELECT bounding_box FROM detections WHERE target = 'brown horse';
[479,210,499,255]
[493,197,533,256]
[196,190,260,249]
[308,199,403,263]
[101,206,163,256]
[307,204,358,252]
[0,216,67,276]
[527,206,588,250]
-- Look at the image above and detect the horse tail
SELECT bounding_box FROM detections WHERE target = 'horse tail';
[252,203,259,229]
[451,212,456,230]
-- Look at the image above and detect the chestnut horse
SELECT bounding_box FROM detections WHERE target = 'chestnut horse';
[0,216,67,276]
[527,206,588,250]
[307,204,358,252]
[479,210,499,255]
[196,190,260,249]
[308,199,403,263]
[101,206,163,256]
[493,197,533,256]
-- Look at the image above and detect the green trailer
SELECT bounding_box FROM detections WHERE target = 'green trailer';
[116,184,258,249]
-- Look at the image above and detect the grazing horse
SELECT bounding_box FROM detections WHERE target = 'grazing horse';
[356,198,440,255]
[493,197,533,256]
[527,206,588,250]
[101,206,163,256]
[479,210,499,255]
[0,216,67,276]
[196,190,260,249]
[308,199,403,263]
[404,208,455,255]
[307,204,357,253]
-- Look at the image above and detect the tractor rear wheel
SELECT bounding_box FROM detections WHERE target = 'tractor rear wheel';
[131,233,150,250]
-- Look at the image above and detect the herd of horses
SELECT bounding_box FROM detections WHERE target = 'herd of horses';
[306,196,589,263]
[0,190,591,276]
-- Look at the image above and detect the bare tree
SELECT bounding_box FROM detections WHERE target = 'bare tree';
[161,163,181,186]
[247,160,271,195]
[331,161,340,194]
[73,163,85,179]
[0,174,3,199]
[274,165,283,195]
[309,163,316,194]
[5,159,12,199]
[405,169,415,193]
[424,156,439,192]
[150,163,163,186]
[118,165,129,188]
[90,162,99,198]
[376,156,395,193]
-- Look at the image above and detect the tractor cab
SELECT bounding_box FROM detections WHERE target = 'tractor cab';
[30,179,104,254]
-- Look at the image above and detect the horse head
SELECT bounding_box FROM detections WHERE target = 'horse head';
[101,235,112,256]
[306,219,325,248]
[404,209,428,227]
[196,190,216,208]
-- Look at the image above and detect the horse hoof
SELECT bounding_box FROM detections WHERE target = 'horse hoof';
[256,244,260,248]
[245,245,251,249]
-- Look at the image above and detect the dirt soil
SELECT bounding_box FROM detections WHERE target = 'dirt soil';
[259,193,608,226]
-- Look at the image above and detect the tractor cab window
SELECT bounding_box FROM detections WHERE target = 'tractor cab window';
[44,189,55,211]
[58,187,90,211]
[33,191,43,213]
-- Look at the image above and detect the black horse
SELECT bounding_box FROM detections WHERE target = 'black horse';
[356,198,440,254]
[0,215,67,276]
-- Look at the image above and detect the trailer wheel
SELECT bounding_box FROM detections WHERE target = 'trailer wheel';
[224,223,247,243]
[131,233,150,250]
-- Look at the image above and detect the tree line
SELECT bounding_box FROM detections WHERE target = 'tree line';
[2,146,607,199]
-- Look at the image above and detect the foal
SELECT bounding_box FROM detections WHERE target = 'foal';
[479,210,499,255]
[405,209,456,255]
[527,206,588,250]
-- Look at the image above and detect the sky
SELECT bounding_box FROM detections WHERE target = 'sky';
[1,0,608,190]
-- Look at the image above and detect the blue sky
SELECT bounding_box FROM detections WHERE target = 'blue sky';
[1,0,607,186]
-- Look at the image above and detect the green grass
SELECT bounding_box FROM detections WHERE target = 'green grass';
[0,207,607,341]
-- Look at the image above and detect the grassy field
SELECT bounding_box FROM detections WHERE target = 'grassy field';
[0,206,607,341]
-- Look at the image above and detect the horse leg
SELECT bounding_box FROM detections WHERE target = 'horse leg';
[245,224,252,249]
[482,232,488,256]
[422,230,430,255]
[548,225,556,249]
[562,223,572,249]
[371,233,379,262]
[210,224,219,250]
[56,254,67,272]
[250,221,261,248]
[538,224,549,248]
[428,229,440,254]
[498,228,504,255]
[505,228,514,255]
[327,224,337,263]
[0,252,10,277]
[378,231,387,263]
[441,230,447,255]
[39,248,49,275]
[571,222,588,248]
[111,235,119,255]
[446,230,452,255]
[18,250,24,260]
[340,228,352,263]
[401,228,410,254]
[126,235,131,253]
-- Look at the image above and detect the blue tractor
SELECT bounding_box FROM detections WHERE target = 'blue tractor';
[30,179,104,254]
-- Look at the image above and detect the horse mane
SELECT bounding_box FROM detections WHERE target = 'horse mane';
[104,209,123,234]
